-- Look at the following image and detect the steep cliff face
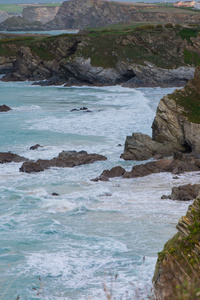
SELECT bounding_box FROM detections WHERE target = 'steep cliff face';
[1,27,199,86]
[47,0,200,30]
[0,10,10,23]
[121,67,200,160]
[22,6,60,24]
[48,0,136,29]
[153,196,200,300]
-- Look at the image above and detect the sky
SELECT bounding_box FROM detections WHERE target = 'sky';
[0,0,173,4]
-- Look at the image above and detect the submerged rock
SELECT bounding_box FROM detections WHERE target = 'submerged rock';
[30,144,42,150]
[121,67,200,160]
[0,105,11,112]
[19,150,107,173]
[0,152,28,163]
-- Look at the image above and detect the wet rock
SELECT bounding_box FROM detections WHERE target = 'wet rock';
[52,192,60,196]
[20,150,107,173]
[118,144,122,147]
[92,166,126,182]
[153,154,164,160]
[0,152,28,164]
[19,161,44,173]
[0,105,11,112]
[161,194,171,199]
[80,107,88,110]
[166,184,200,201]
[173,176,179,179]
[123,154,200,178]
[30,144,42,150]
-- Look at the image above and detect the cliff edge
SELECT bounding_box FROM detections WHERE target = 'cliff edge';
[121,67,200,160]
[153,196,200,299]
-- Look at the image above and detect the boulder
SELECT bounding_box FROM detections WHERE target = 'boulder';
[20,150,107,173]
[162,184,200,201]
[121,67,200,160]
[0,105,11,112]
[0,152,28,163]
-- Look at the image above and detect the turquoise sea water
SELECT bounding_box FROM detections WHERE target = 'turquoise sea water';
[0,30,79,35]
[0,80,195,299]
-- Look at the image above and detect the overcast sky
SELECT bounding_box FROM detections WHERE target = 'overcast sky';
[0,0,171,4]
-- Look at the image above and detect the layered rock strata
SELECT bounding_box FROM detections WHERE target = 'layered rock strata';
[121,67,200,160]
[153,196,200,299]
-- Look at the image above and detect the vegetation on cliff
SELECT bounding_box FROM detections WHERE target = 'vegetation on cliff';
[153,196,200,299]
[169,67,200,123]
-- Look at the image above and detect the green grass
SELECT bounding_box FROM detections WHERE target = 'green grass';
[178,28,199,43]
[184,49,200,66]
[0,4,23,14]
[169,71,200,123]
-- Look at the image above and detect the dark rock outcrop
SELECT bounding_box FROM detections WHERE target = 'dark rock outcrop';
[19,150,107,173]
[153,196,200,299]
[121,67,200,160]
[0,16,44,31]
[92,166,126,181]
[161,183,200,201]
[123,153,200,178]
[30,144,42,150]
[0,152,28,163]
[0,105,11,112]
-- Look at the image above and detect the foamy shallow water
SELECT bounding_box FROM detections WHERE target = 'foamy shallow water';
[0,81,194,299]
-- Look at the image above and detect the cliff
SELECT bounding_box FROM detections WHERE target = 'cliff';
[153,196,200,299]
[121,66,200,160]
[22,5,60,25]
[47,0,200,30]
[1,26,200,86]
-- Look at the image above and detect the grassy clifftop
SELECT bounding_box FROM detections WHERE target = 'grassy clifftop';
[0,24,200,70]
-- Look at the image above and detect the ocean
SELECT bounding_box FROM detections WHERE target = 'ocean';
[0,80,196,299]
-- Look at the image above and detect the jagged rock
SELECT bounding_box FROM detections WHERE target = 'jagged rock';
[122,67,200,160]
[120,133,173,161]
[19,150,107,173]
[153,197,200,299]
[123,154,200,178]
[92,166,125,181]
[0,152,28,163]
[162,184,200,201]
[30,144,42,150]
[0,105,11,112]
[0,16,44,31]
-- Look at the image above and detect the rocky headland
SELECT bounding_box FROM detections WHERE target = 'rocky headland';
[2,0,200,31]
[121,66,200,160]
[0,25,200,87]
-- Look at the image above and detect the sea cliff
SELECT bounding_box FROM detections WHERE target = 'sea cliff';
[1,25,200,87]
[153,196,200,300]
[122,66,200,160]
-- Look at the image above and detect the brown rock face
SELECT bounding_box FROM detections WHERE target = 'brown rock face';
[162,183,200,201]
[122,67,200,160]
[19,150,107,173]
[153,197,200,299]
[0,152,28,163]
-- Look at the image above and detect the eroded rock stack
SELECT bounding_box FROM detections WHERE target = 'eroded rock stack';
[121,67,200,160]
